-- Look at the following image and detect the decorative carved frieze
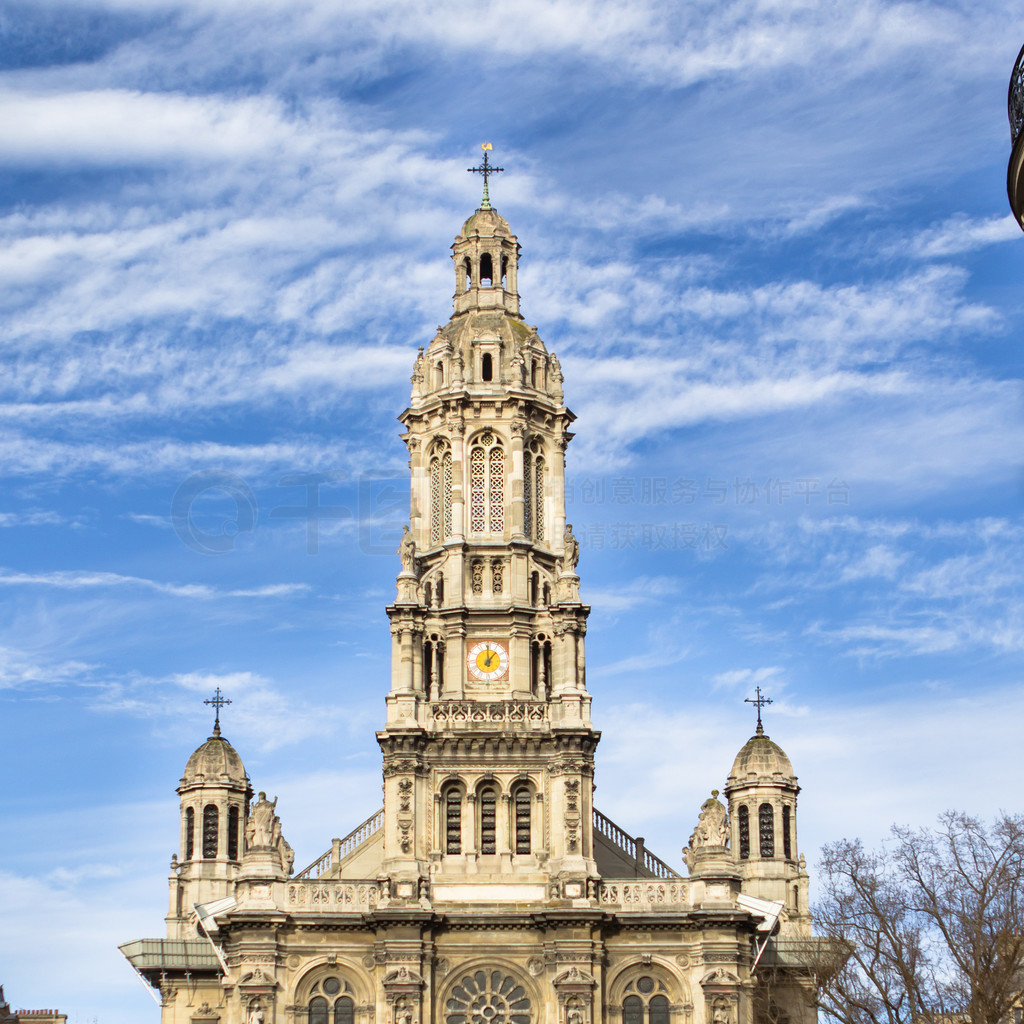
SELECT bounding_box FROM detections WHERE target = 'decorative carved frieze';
[430,701,548,724]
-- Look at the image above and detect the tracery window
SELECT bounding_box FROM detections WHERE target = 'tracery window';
[513,786,531,854]
[202,804,218,859]
[430,448,453,546]
[522,444,545,541]
[445,787,462,854]
[445,970,531,1024]
[227,805,239,860]
[184,806,195,860]
[622,977,670,1024]
[738,805,750,860]
[523,449,532,537]
[479,787,497,854]
[469,435,504,534]
[759,803,775,858]
[307,978,355,1024]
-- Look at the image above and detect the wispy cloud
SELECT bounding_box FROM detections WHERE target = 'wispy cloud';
[0,568,309,599]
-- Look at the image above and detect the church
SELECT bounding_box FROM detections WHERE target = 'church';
[121,158,818,1024]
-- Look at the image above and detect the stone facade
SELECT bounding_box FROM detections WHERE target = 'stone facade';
[121,198,818,1024]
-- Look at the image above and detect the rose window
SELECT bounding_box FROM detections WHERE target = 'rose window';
[446,970,531,1024]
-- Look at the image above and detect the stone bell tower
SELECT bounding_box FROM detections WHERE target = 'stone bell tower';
[379,157,598,902]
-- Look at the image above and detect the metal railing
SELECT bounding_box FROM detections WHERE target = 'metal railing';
[293,807,385,880]
[593,807,681,879]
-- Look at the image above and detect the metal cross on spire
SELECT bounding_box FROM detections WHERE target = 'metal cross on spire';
[467,142,504,210]
[203,687,232,736]
[744,686,773,736]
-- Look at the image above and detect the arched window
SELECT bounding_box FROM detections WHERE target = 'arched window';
[522,442,545,541]
[469,437,504,534]
[307,979,354,1024]
[435,362,444,388]
[481,352,493,381]
[184,806,195,860]
[523,449,532,537]
[531,636,551,698]
[463,257,472,291]
[738,805,750,859]
[533,455,545,541]
[783,805,792,860]
[501,254,508,288]
[445,971,531,1024]
[513,786,531,854]
[227,805,239,860]
[622,976,671,1024]
[480,787,497,854]
[436,573,445,605]
[430,449,453,546]
[530,571,539,606]
[424,635,445,700]
[202,804,218,859]
[445,788,462,854]
[480,253,493,286]
[759,803,775,858]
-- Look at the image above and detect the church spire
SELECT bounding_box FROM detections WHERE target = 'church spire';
[380,175,597,888]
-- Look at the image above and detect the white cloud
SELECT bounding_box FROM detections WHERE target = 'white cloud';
[908,214,1022,259]
[0,568,309,599]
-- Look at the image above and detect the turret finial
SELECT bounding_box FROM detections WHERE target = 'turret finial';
[203,686,232,737]
[744,685,773,736]
[467,143,504,210]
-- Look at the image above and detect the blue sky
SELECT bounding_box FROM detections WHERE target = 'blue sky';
[1,0,1023,1018]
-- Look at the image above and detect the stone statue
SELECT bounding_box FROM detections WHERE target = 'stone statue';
[549,352,563,383]
[249,792,277,847]
[452,345,465,382]
[247,1000,265,1024]
[689,790,729,852]
[562,523,580,572]
[272,818,295,874]
[510,352,526,384]
[411,346,425,385]
[398,526,416,573]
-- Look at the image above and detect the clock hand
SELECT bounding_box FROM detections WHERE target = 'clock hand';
[483,653,494,668]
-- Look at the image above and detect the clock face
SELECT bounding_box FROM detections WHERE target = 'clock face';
[467,641,509,681]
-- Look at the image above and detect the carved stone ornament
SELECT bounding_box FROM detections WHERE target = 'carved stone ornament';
[553,966,597,988]
[383,966,425,989]
[688,790,729,851]
[701,969,741,987]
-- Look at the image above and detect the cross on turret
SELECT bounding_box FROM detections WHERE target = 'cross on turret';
[744,685,773,736]
[467,143,504,210]
[203,687,232,736]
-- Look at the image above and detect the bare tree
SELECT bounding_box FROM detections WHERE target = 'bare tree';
[811,812,1024,1024]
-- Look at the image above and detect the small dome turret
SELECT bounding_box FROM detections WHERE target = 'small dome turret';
[458,207,513,240]
[182,732,247,788]
[728,732,794,784]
